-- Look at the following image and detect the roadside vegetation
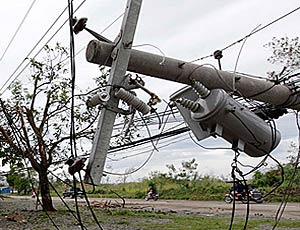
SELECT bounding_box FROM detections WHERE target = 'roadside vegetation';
[5,142,300,203]
[1,200,300,230]
[5,148,300,203]
[92,155,300,202]
[44,151,300,202]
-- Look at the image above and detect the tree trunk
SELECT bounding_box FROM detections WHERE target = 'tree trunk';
[38,170,56,211]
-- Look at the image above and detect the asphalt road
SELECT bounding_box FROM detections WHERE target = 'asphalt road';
[10,196,300,220]
[60,197,300,220]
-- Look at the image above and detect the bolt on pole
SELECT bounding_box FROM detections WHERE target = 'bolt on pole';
[84,0,143,185]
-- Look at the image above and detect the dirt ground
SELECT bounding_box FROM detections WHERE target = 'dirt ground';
[0,196,299,229]
[0,197,142,230]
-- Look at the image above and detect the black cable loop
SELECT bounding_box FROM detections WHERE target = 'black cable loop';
[48,180,88,230]
[78,172,104,230]
[67,1,85,229]
[229,164,236,230]
[229,150,250,230]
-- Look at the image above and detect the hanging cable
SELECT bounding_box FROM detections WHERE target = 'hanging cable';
[66,1,104,229]
[0,0,87,95]
[67,1,84,229]
[0,0,37,62]
[272,112,300,229]
[190,5,300,63]
[0,98,60,229]
[232,24,261,93]
[228,152,237,230]
[104,111,172,176]
[23,161,60,230]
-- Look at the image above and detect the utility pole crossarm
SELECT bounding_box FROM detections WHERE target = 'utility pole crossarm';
[84,0,142,185]
[86,40,300,111]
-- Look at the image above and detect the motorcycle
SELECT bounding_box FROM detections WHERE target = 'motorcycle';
[145,190,159,201]
[224,188,263,204]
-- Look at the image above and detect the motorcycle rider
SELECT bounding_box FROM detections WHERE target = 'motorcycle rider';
[147,182,157,196]
[235,181,245,195]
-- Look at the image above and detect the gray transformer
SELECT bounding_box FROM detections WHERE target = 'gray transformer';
[170,84,281,157]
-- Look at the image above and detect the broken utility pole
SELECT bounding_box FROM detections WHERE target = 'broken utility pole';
[84,0,142,185]
[86,40,300,111]
[84,1,300,185]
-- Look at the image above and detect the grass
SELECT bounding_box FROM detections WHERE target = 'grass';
[94,209,300,230]
[2,199,300,230]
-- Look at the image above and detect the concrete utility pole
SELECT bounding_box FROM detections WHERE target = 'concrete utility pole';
[84,0,142,185]
[86,40,300,111]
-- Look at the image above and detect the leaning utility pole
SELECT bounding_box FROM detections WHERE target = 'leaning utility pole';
[86,40,300,111]
[84,0,142,185]
[84,1,300,185]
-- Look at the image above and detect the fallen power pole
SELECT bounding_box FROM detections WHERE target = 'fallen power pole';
[86,40,300,111]
[84,0,142,185]
[83,2,300,185]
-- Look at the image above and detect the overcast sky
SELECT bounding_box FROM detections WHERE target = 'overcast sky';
[1,0,300,182]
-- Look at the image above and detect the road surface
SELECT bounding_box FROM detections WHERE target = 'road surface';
[9,196,300,220]
[60,197,300,220]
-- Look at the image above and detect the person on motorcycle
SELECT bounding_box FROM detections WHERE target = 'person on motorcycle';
[235,182,245,194]
[147,182,157,195]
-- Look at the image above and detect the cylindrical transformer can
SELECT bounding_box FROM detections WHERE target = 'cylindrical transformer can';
[190,89,281,157]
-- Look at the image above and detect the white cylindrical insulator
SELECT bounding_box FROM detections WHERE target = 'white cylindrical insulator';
[86,91,110,107]
[176,98,200,112]
[115,88,150,115]
[191,81,210,98]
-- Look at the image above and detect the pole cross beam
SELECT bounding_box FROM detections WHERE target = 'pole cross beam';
[86,40,300,111]
[84,0,142,185]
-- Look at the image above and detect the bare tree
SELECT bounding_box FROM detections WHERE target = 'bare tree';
[0,44,98,211]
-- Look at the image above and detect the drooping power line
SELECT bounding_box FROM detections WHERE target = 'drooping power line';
[0,0,38,62]
[0,0,87,95]
[190,5,300,63]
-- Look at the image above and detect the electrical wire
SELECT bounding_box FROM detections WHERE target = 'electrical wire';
[67,1,85,229]
[262,154,285,198]
[190,5,300,63]
[23,161,60,230]
[228,151,250,230]
[0,0,37,62]
[60,11,125,64]
[0,3,69,93]
[272,112,300,229]
[228,153,237,230]
[104,112,173,176]
[132,43,166,65]
[0,121,190,178]
[187,63,235,92]
[67,1,104,229]
[138,112,159,152]
[0,98,60,229]
[232,24,261,92]
[99,12,125,34]
[48,180,88,230]
[109,126,189,154]
[0,0,87,95]
[107,135,189,161]
[188,131,232,150]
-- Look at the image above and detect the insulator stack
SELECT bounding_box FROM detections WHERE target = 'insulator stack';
[86,91,110,107]
[176,98,200,112]
[191,80,210,98]
[115,88,150,115]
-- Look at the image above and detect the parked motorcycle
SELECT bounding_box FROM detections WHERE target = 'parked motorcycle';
[224,187,263,204]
